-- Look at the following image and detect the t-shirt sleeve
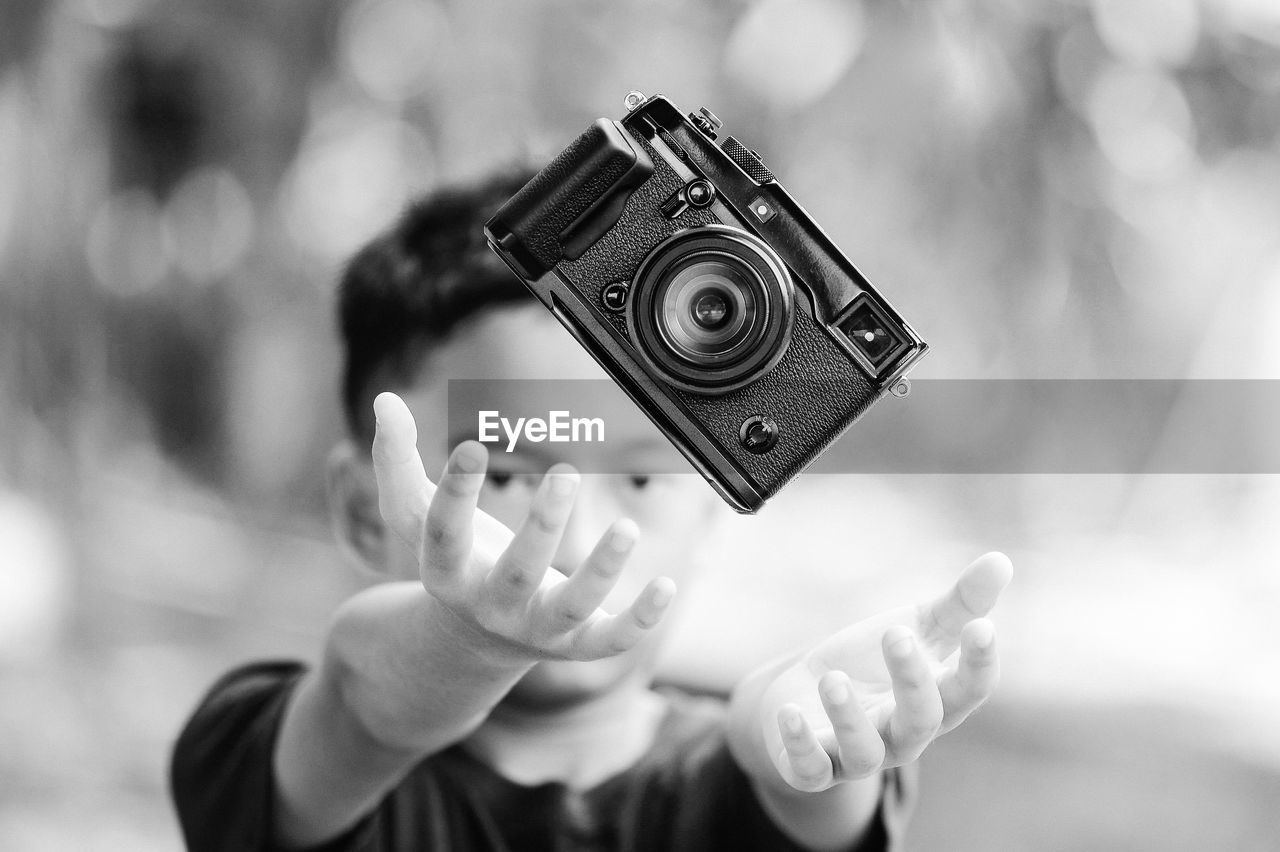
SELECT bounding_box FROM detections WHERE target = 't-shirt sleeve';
[170,661,365,852]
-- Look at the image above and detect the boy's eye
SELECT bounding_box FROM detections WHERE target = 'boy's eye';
[483,470,541,492]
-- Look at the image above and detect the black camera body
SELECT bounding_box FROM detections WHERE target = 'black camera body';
[485,92,927,513]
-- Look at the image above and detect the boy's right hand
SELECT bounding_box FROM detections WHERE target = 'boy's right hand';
[371,391,675,665]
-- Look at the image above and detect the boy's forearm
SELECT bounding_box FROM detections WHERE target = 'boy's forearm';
[728,657,883,851]
[272,582,531,848]
[327,582,532,751]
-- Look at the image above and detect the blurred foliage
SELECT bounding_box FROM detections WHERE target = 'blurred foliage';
[2,0,1280,849]
[3,0,1279,510]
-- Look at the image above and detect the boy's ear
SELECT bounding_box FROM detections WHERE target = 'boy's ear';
[326,440,391,574]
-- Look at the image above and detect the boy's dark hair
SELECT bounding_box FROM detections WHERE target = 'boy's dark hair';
[338,168,538,443]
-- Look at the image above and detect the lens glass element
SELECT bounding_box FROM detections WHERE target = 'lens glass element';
[658,256,757,365]
[693,291,729,329]
[629,226,795,394]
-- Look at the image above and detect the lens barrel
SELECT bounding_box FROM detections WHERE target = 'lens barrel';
[629,226,794,393]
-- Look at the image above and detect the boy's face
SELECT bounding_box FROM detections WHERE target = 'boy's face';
[366,303,725,708]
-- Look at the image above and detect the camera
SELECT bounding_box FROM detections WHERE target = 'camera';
[484,92,927,513]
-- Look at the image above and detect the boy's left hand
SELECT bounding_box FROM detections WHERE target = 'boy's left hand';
[760,552,1013,792]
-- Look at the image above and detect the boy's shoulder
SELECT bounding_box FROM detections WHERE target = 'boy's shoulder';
[174,660,305,764]
[170,661,308,852]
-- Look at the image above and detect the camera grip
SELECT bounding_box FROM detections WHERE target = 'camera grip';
[486,119,653,279]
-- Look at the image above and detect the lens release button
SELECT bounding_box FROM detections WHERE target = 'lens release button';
[601,282,630,312]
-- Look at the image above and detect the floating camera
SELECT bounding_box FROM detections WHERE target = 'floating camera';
[485,93,927,512]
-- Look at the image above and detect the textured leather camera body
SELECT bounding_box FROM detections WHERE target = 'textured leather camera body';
[485,93,927,513]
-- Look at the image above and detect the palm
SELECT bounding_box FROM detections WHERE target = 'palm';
[806,603,957,729]
[760,553,1013,791]
[371,391,674,664]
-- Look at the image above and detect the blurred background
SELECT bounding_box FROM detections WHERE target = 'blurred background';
[2,0,1279,848]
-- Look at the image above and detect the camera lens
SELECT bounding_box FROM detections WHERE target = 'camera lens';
[659,259,755,363]
[629,226,794,393]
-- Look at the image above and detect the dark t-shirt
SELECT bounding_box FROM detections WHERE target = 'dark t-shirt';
[171,662,915,851]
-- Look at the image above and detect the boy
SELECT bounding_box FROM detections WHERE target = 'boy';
[171,171,1012,851]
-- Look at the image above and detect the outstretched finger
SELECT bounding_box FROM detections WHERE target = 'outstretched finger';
[541,519,639,630]
[882,627,943,763]
[420,441,487,577]
[372,392,434,546]
[574,577,675,659]
[776,704,834,792]
[818,671,884,779]
[485,465,579,605]
[938,618,999,733]
[920,552,1013,646]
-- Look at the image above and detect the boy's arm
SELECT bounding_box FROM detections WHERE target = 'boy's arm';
[271,585,527,848]
[726,553,1013,851]
[272,393,676,848]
